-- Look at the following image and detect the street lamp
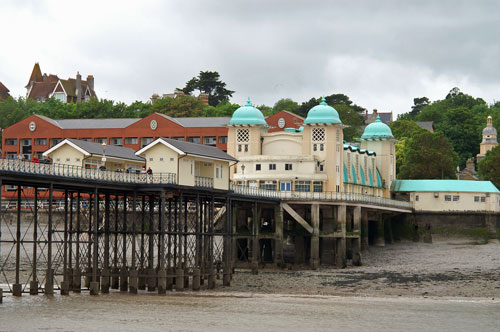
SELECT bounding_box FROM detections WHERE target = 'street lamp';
[101,142,107,167]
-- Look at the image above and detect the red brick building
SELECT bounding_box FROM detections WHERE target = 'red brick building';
[2,113,231,161]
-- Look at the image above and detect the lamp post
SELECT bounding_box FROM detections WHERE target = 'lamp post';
[101,142,107,168]
[241,164,246,187]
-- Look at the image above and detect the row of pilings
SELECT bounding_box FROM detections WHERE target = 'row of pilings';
[0,183,233,298]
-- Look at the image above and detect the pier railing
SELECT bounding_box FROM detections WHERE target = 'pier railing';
[0,158,177,185]
[230,184,413,209]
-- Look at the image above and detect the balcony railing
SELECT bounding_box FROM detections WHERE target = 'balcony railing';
[195,176,214,188]
[230,184,413,210]
[0,158,176,185]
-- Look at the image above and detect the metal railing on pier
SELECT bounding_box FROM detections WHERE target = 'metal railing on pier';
[230,184,413,209]
[0,158,177,185]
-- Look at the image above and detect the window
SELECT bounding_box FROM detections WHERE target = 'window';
[216,166,220,178]
[53,92,66,102]
[319,165,324,171]
[453,195,459,201]
[336,165,340,172]
[415,195,419,201]
[285,163,293,170]
[187,136,200,144]
[244,144,248,152]
[50,138,62,147]
[295,181,311,192]
[238,145,242,152]
[269,164,276,170]
[256,164,261,171]
[203,136,217,145]
[81,138,92,142]
[336,144,340,152]
[141,137,153,147]
[172,137,185,141]
[6,139,17,145]
[481,196,486,202]
[474,196,479,202]
[35,138,47,145]
[313,181,323,192]
[313,144,317,151]
[336,129,340,141]
[160,158,164,162]
[236,129,249,143]
[320,144,324,151]
[444,195,451,201]
[336,185,340,192]
[218,136,228,144]
[110,137,123,146]
[65,158,70,162]
[7,152,16,159]
[261,181,277,191]
[94,138,107,144]
[312,128,325,142]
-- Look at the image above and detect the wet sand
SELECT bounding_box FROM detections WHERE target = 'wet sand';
[219,237,500,299]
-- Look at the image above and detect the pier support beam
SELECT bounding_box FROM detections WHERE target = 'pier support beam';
[310,203,320,269]
[361,209,369,251]
[352,206,362,266]
[375,215,385,247]
[45,184,54,295]
[336,205,347,269]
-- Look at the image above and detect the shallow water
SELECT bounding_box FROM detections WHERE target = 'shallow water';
[1,292,499,332]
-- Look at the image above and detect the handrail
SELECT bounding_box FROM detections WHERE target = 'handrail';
[230,184,413,209]
[0,158,177,185]
[195,176,214,188]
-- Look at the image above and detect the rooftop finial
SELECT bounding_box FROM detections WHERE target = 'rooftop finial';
[375,114,382,122]
[487,115,492,126]
[320,97,327,105]
[246,97,252,107]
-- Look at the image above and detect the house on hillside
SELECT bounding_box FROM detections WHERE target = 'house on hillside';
[0,81,10,100]
[26,63,97,103]
[364,109,393,125]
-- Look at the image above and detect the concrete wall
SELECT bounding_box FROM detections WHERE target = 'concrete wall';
[410,191,500,213]
[262,132,302,155]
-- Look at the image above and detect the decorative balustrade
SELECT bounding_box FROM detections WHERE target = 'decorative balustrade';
[195,176,214,188]
[230,184,413,209]
[0,158,177,185]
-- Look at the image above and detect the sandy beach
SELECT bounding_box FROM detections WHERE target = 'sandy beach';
[218,236,500,299]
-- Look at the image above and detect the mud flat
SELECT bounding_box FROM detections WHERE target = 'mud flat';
[219,237,500,299]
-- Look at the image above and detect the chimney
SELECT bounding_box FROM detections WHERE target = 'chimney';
[76,71,82,102]
[199,93,209,105]
[87,75,94,91]
[373,109,378,114]
[365,110,368,119]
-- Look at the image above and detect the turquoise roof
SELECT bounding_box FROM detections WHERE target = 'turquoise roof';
[369,170,374,186]
[391,180,500,193]
[376,169,383,188]
[360,166,366,185]
[343,164,348,183]
[351,166,357,184]
[361,115,394,140]
[229,98,267,125]
[304,97,342,125]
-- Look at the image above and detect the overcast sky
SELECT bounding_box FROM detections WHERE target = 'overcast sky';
[1,0,499,115]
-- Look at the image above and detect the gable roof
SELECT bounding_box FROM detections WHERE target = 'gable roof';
[56,118,140,129]
[415,121,434,132]
[28,81,58,100]
[136,137,237,162]
[0,81,10,99]
[44,138,144,162]
[391,180,500,193]
[26,63,43,87]
[59,78,97,98]
[266,110,305,121]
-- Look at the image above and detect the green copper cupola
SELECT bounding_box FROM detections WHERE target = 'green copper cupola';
[361,115,394,140]
[229,97,267,125]
[304,97,342,125]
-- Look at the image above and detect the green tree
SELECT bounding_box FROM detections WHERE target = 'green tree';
[296,97,319,118]
[202,101,239,117]
[399,131,458,179]
[152,95,205,117]
[389,120,426,140]
[181,71,234,106]
[410,97,430,118]
[272,98,299,114]
[335,104,364,141]
[477,146,500,188]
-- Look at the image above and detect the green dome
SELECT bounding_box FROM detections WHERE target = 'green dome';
[229,98,267,125]
[304,97,342,125]
[361,115,394,140]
